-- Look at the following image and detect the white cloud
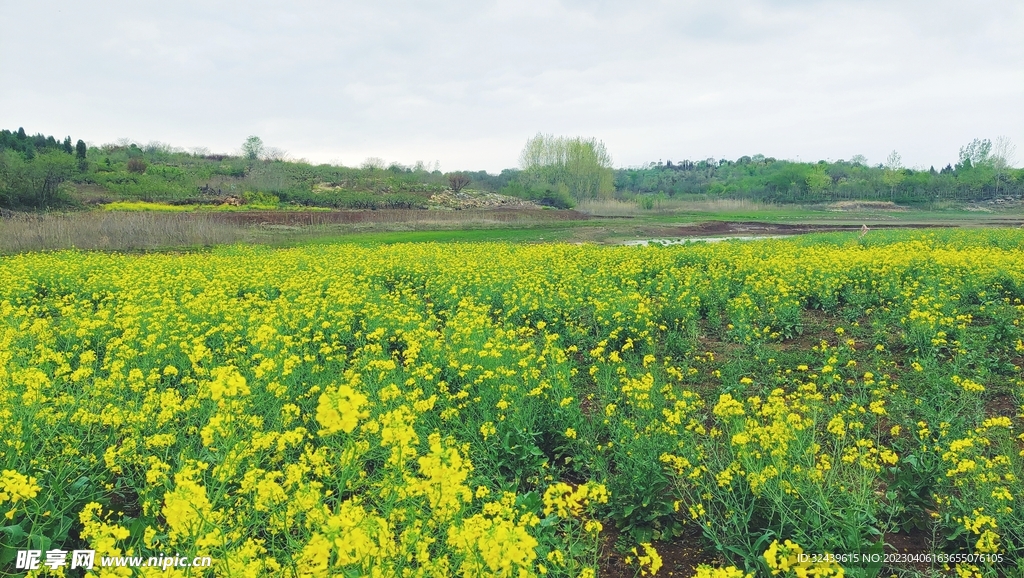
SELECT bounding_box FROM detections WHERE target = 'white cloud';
[1,0,1021,171]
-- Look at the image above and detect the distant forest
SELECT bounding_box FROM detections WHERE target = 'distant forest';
[610,146,1021,203]
[1,127,1020,210]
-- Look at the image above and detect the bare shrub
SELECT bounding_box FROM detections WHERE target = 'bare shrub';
[447,173,471,193]
[126,158,148,174]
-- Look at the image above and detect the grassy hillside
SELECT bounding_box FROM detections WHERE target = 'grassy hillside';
[0,133,463,211]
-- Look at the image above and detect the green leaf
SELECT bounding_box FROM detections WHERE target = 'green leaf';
[0,525,27,540]
[69,476,91,492]
[0,545,18,565]
[28,533,51,553]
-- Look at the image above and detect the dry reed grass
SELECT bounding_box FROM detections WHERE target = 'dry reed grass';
[576,197,773,216]
[0,208,589,254]
[574,199,643,217]
[208,208,587,226]
[0,212,247,254]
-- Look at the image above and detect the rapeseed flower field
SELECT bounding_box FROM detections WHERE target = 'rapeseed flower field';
[1,230,1023,577]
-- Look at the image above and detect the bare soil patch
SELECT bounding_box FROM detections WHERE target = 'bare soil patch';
[829,201,908,211]
[599,526,717,578]
[883,528,939,574]
[985,394,1020,420]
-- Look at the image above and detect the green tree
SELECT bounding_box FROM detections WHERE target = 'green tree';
[518,133,613,199]
[242,136,264,161]
[954,139,995,197]
[959,138,992,169]
[805,165,831,199]
[882,150,905,200]
[75,139,89,172]
[25,151,75,207]
[0,149,27,207]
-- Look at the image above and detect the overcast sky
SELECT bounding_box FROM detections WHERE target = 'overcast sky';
[2,1,1021,172]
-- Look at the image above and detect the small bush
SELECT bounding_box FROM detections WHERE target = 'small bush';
[499,182,575,209]
[242,191,281,208]
[103,201,194,212]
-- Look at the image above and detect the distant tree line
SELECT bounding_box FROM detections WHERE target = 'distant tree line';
[614,138,1021,204]
[0,127,85,159]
